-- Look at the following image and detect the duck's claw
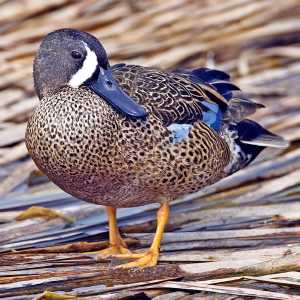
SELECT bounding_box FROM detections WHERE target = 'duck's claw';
[15,206,75,224]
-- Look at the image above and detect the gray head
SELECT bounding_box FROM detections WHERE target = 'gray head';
[33,28,147,119]
[34,28,109,99]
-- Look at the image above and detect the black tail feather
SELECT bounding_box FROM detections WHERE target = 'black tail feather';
[191,67,230,81]
[208,81,240,99]
[236,119,289,149]
[227,119,289,173]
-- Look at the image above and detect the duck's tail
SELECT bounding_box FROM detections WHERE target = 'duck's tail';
[215,78,289,174]
[223,119,289,174]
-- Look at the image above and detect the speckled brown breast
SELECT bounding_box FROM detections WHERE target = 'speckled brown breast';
[26,68,231,207]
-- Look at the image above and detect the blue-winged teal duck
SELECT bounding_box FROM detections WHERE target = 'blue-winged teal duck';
[26,29,288,268]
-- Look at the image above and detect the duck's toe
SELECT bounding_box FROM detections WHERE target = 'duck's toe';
[115,250,159,268]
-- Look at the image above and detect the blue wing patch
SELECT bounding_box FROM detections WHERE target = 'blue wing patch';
[168,123,193,144]
[173,68,230,132]
[168,102,222,144]
[202,101,222,132]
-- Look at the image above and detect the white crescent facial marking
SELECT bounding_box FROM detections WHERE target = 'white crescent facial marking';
[68,42,98,88]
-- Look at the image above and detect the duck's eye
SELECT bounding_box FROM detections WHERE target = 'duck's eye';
[106,80,113,88]
[71,50,83,59]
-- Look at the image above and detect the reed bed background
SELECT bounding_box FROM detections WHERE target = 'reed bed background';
[1,0,300,299]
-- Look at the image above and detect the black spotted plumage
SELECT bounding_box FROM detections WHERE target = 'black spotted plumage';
[27,52,288,208]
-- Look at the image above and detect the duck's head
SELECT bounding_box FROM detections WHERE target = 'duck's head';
[34,28,147,119]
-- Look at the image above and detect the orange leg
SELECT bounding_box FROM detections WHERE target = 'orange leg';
[96,206,131,255]
[114,202,170,268]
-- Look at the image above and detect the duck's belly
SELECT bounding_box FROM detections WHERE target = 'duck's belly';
[47,127,229,208]
[26,88,230,208]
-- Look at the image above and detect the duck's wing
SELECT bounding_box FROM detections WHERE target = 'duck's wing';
[112,64,222,129]
[112,64,262,132]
